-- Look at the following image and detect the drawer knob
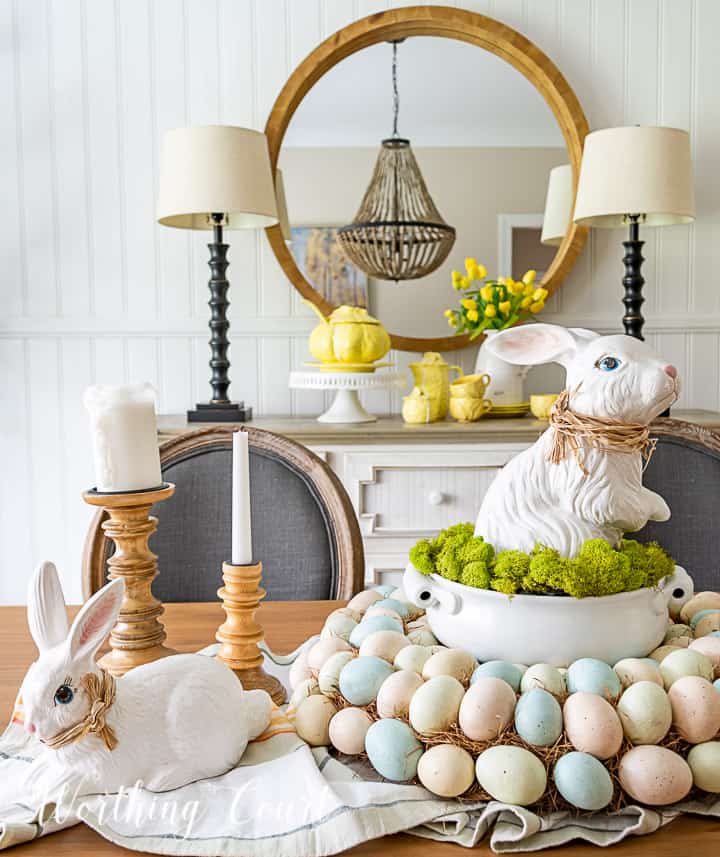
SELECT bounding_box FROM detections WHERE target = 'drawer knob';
[427,490,445,506]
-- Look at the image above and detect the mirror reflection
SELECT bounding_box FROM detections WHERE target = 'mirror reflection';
[279,37,569,339]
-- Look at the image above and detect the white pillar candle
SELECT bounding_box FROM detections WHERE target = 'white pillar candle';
[231,430,253,565]
[84,383,163,493]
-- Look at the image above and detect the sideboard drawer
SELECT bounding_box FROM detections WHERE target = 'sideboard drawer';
[338,445,526,538]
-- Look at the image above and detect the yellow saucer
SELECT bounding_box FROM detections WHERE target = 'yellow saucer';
[490,402,531,418]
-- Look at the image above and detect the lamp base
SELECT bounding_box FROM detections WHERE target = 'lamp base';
[187,401,253,423]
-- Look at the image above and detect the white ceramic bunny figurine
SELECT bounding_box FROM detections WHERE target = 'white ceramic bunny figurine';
[475,324,679,557]
[21,561,272,798]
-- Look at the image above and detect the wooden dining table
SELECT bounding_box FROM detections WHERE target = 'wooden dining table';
[1,600,717,856]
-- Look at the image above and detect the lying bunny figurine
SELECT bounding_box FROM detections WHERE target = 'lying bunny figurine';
[21,561,272,797]
[475,324,679,557]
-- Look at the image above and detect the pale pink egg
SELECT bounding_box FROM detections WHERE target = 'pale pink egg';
[458,677,516,741]
[307,637,352,672]
[668,675,720,744]
[563,692,623,760]
[618,746,692,805]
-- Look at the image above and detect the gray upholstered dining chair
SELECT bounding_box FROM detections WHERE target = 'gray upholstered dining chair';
[82,426,364,602]
[636,419,720,592]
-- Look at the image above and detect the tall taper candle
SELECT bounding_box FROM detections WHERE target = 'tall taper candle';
[231,430,252,565]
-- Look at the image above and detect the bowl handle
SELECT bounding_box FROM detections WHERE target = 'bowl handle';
[657,565,694,611]
[403,563,461,615]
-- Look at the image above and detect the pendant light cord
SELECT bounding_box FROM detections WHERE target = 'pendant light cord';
[391,40,399,138]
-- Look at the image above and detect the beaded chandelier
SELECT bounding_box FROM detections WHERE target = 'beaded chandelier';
[338,42,456,282]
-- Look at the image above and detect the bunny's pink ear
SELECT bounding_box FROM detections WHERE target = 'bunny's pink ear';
[485,324,597,368]
[67,578,124,662]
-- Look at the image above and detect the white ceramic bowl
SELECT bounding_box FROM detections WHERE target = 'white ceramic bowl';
[403,564,693,666]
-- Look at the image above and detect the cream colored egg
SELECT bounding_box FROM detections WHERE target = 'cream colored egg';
[649,644,681,662]
[614,658,663,689]
[417,745,475,797]
[689,636,720,671]
[394,644,433,674]
[289,648,312,689]
[321,610,358,641]
[475,746,547,806]
[680,592,720,624]
[458,677,516,741]
[616,681,672,744]
[307,637,352,673]
[409,675,465,735]
[520,663,565,697]
[660,648,714,688]
[664,624,693,642]
[358,630,409,663]
[328,707,373,755]
[376,670,424,718]
[422,648,476,683]
[563,692,623,759]
[294,694,337,746]
[407,627,439,646]
[347,589,384,614]
[318,651,354,694]
[687,742,720,792]
[288,677,320,711]
[618,746,692,805]
[668,675,720,743]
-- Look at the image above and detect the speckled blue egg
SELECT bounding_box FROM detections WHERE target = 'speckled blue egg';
[567,658,621,700]
[365,718,423,781]
[350,615,404,647]
[371,598,410,619]
[514,688,563,747]
[471,661,523,692]
[338,656,393,705]
[553,752,614,810]
[372,584,397,597]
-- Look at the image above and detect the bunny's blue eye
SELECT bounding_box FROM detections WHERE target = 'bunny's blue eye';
[596,356,621,372]
[54,684,74,705]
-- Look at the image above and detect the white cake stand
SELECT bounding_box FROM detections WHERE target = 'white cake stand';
[289,370,407,423]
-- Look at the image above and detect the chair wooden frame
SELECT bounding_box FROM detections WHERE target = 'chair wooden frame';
[651,417,720,455]
[82,426,365,601]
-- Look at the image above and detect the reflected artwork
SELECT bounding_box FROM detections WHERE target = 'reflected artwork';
[291,227,368,309]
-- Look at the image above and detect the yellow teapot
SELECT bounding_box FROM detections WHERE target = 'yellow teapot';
[305,302,391,369]
[409,352,462,421]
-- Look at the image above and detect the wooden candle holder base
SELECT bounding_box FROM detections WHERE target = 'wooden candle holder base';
[83,483,177,677]
[216,561,287,705]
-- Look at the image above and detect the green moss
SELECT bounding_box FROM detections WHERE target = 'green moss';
[410,527,676,599]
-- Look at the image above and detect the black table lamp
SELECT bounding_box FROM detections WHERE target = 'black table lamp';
[157,126,278,422]
[573,126,695,341]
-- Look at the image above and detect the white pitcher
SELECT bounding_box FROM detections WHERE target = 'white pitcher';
[474,329,529,405]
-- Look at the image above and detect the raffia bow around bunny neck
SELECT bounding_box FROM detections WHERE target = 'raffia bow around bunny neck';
[42,670,118,752]
[547,387,658,476]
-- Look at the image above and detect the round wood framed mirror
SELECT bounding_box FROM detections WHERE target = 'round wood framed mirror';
[265,6,589,352]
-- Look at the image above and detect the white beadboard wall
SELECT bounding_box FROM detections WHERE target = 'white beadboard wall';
[1,0,719,604]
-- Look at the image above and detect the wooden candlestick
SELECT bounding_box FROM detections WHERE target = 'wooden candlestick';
[83,483,176,677]
[216,561,286,705]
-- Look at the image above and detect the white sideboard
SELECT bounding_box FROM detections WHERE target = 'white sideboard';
[158,412,720,590]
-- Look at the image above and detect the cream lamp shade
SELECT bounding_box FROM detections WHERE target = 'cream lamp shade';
[274,169,292,243]
[157,125,278,229]
[541,164,573,246]
[573,126,695,228]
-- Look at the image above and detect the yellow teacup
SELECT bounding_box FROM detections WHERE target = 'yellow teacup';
[450,373,491,399]
[449,396,492,423]
[530,393,560,421]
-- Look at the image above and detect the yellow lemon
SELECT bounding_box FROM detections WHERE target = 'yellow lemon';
[533,287,549,302]
[498,300,511,315]
[523,269,537,285]
[529,301,545,314]
[484,305,497,318]
[461,298,477,311]
[467,309,479,322]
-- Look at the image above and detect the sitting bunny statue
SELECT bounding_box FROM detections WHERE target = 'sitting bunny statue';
[475,324,679,557]
[21,561,272,797]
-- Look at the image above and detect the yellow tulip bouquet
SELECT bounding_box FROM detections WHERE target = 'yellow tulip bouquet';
[444,258,549,339]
